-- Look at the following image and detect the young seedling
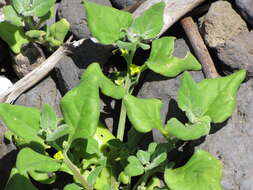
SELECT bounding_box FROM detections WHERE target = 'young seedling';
[0,1,246,190]
[0,0,70,53]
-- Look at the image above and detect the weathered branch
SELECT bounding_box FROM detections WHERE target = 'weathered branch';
[0,39,85,103]
[180,17,219,78]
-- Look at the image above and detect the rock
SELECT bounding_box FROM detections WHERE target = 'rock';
[217,31,253,76]
[0,76,12,95]
[55,39,113,94]
[15,76,62,116]
[11,43,46,78]
[199,1,248,48]
[137,38,205,142]
[110,0,140,9]
[58,0,112,39]
[197,79,253,190]
[235,0,253,27]
[0,121,17,189]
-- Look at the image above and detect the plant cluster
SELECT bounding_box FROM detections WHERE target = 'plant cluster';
[0,0,70,53]
[0,1,246,190]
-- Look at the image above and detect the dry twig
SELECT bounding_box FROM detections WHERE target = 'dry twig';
[180,17,219,78]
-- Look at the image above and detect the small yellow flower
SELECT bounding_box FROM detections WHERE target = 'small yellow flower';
[120,48,128,56]
[129,64,141,76]
[54,151,64,160]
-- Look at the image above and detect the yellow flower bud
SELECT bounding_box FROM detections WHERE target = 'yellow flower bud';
[120,48,128,56]
[129,64,141,76]
[53,151,64,160]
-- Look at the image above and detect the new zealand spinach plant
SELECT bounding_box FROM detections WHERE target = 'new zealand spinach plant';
[0,0,70,53]
[0,1,246,190]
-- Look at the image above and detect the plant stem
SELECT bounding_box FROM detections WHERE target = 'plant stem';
[63,151,93,190]
[117,74,131,141]
[116,48,136,141]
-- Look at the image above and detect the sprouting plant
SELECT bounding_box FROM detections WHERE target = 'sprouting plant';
[0,1,246,190]
[0,0,70,53]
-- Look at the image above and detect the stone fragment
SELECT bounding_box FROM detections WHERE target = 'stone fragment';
[235,0,253,27]
[217,31,253,77]
[199,1,248,48]
[58,0,112,39]
[15,76,62,116]
[110,0,141,9]
[55,39,113,94]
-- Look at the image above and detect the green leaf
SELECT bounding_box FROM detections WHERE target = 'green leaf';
[124,95,163,133]
[12,0,55,17]
[64,183,83,190]
[3,5,23,26]
[46,124,71,142]
[177,71,204,123]
[26,30,46,39]
[0,22,28,53]
[165,116,211,141]
[147,152,167,171]
[40,104,57,130]
[164,149,223,190]
[87,165,104,186]
[16,147,61,174]
[0,103,43,143]
[85,137,99,155]
[60,66,100,141]
[5,168,38,190]
[28,170,56,184]
[47,18,70,46]
[178,70,246,123]
[146,37,201,77]
[84,1,133,44]
[39,5,55,24]
[124,156,144,176]
[61,63,124,143]
[137,150,150,165]
[130,2,165,40]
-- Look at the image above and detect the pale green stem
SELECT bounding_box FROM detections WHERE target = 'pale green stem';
[63,151,93,190]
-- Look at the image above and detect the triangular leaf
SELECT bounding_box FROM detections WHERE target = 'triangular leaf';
[124,156,144,177]
[47,18,70,46]
[146,37,201,77]
[16,147,61,174]
[178,70,246,123]
[130,2,165,40]
[12,0,55,17]
[164,149,223,190]
[84,1,133,44]
[0,103,43,144]
[123,95,163,133]
[3,5,23,27]
[165,116,211,141]
[0,22,28,53]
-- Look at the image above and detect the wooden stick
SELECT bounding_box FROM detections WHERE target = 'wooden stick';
[180,17,219,78]
[0,39,85,103]
[133,0,206,36]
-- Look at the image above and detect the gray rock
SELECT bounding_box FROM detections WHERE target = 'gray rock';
[110,0,140,9]
[58,0,111,39]
[198,80,253,190]
[55,39,113,93]
[217,31,253,77]
[235,0,253,27]
[15,76,62,116]
[199,1,248,48]
[137,38,205,142]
